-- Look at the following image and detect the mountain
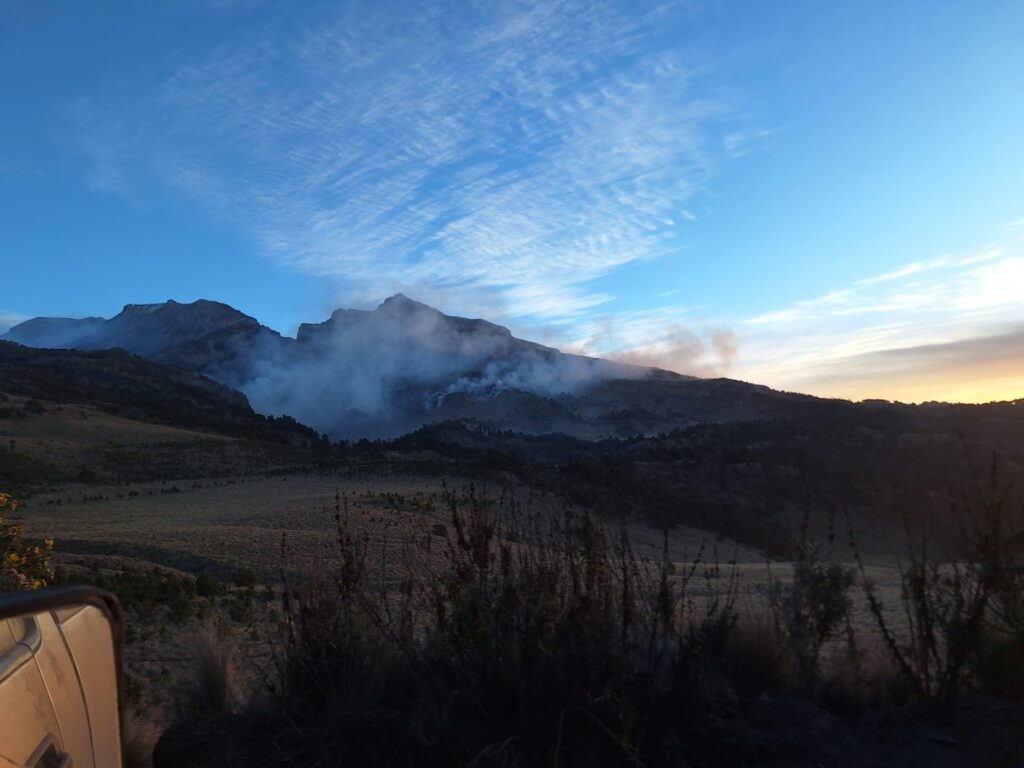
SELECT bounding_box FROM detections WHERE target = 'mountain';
[293,294,641,382]
[297,294,517,346]
[1,294,838,439]
[2,316,107,348]
[281,294,677,436]
[3,299,287,385]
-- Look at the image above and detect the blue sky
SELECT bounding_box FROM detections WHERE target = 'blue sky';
[2,0,1023,402]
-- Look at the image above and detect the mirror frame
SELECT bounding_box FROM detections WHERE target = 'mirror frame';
[0,585,125,755]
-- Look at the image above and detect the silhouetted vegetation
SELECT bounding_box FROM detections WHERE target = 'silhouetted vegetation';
[158,487,747,766]
[850,458,1024,709]
[54,562,231,628]
[384,401,1024,557]
[154,483,1024,767]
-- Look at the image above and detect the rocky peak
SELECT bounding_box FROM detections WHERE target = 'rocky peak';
[378,293,427,311]
[297,295,515,345]
[114,299,256,325]
[121,302,170,315]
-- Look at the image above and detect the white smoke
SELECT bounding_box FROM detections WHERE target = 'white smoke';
[3,294,656,440]
[232,296,641,439]
[605,324,738,378]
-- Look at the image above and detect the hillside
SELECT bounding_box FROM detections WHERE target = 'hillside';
[0,341,323,447]
[390,393,1024,554]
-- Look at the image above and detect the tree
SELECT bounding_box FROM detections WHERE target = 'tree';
[0,492,54,591]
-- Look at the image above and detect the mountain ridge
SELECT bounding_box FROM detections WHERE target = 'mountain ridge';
[0,295,906,440]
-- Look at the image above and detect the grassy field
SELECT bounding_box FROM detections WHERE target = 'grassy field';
[4,395,911,664]
[18,465,918,726]
[6,394,1024,765]
[25,473,774,574]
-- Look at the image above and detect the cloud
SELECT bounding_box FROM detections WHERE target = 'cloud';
[733,237,1024,402]
[801,325,1024,404]
[850,249,1002,289]
[73,0,742,322]
[722,127,780,157]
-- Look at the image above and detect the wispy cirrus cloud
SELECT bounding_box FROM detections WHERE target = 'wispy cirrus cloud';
[75,0,738,321]
[734,239,1024,401]
[555,228,1024,402]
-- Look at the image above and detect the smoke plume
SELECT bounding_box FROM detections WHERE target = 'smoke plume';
[235,295,641,439]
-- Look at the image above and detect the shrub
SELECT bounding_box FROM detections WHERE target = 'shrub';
[770,513,854,692]
[0,492,54,591]
[234,567,257,589]
[196,573,228,598]
[160,487,748,767]
[121,709,161,768]
[167,590,193,624]
[188,622,242,715]
[851,458,1024,707]
[723,609,787,697]
[55,562,228,626]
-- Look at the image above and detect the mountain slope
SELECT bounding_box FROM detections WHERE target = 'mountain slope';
[2,294,850,439]
[3,299,288,385]
[2,316,107,348]
[0,341,321,446]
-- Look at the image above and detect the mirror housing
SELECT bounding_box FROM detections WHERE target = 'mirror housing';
[0,586,124,768]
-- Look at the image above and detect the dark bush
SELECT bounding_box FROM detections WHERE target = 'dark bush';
[196,573,228,598]
[852,459,1024,708]
[234,567,257,589]
[159,487,751,767]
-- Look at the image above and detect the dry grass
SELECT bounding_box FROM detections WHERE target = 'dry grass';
[23,470,765,580]
[150,484,1024,767]
[21,468,917,734]
[189,621,244,715]
[121,710,162,768]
